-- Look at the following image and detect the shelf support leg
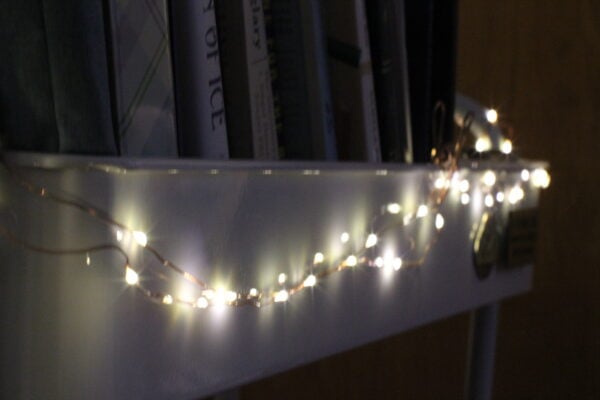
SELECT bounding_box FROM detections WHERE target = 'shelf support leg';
[465,302,500,400]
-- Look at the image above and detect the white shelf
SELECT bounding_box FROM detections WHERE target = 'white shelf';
[0,152,545,399]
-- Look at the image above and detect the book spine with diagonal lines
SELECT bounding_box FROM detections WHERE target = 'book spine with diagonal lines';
[104,0,179,156]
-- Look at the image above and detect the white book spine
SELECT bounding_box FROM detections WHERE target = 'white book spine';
[243,0,279,159]
[170,0,229,158]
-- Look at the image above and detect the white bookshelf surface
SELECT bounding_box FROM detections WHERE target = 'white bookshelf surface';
[0,153,546,399]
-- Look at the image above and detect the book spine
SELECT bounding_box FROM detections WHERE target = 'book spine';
[300,0,337,160]
[355,0,382,162]
[169,0,229,159]
[242,0,279,159]
[366,0,413,163]
[269,0,337,160]
[217,0,278,159]
[325,0,381,162]
[105,0,179,157]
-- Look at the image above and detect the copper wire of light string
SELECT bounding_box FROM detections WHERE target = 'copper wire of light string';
[0,120,471,308]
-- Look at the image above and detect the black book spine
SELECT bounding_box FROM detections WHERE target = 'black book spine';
[366,0,413,163]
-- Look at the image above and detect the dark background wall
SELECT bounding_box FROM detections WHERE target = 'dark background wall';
[240,1,600,398]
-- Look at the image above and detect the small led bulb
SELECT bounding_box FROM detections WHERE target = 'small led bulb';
[484,194,495,208]
[116,230,124,242]
[249,288,258,297]
[132,230,148,247]
[85,254,91,266]
[340,232,350,243]
[196,297,209,309]
[386,203,402,214]
[500,139,513,154]
[508,186,525,204]
[435,214,445,230]
[374,257,384,268]
[531,168,550,188]
[313,252,324,264]
[461,193,471,205]
[521,169,530,182]
[225,291,238,303]
[345,255,358,267]
[485,108,498,124]
[393,257,403,271]
[278,273,287,285]
[303,274,317,287]
[162,294,173,305]
[434,177,446,189]
[482,171,497,187]
[496,191,505,203]
[416,204,429,218]
[125,266,139,285]
[365,233,378,248]
[475,137,492,152]
[459,179,470,193]
[274,290,289,303]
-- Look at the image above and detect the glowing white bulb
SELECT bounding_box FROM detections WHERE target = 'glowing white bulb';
[225,291,238,303]
[386,203,402,214]
[459,179,470,193]
[482,171,497,187]
[313,252,324,264]
[434,177,446,189]
[179,293,194,304]
[132,230,147,247]
[274,290,289,303]
[375,257,384,268]
[531,168,550,188]
[212,289,227,306]
[485,108,498,124]
[521,169,530,182]
[196,297,209,309]
[508,186,525,204]
[116,230,124,241]
[365,233,378,248]
[500,139,513,154]
[249,288,258,297]
[475,137,492,152]
[345,255,358,267]
[461,193,471,205]
[125,266,139,285]
[403,213,413,226]
[435,214,445,230]
[393,257,403,271]
[278,273,287,285]
[416,204,429,218]
[162,294,173,305]
[496,191,505,203]
[85,254,90,266]
[484,194,495,208]
[340,232,350,243]
[303,274,317,287]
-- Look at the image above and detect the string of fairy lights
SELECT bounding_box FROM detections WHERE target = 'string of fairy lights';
[0,106,550,310]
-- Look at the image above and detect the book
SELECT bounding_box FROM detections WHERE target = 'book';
[405,0,458,162]
[404,0,433,163]
[324,0,381,162]
[265,0,337,160]
[168,0,229,159]
[0,0,117,154]
[366,0,413,163]
[104,0,178,156]
[215,0,279,160]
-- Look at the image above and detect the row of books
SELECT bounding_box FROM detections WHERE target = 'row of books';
[1,0,456,162]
